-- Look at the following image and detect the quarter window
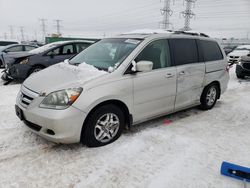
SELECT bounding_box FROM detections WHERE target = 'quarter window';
[47,47,60,56]
[135,40,171,69]
[170,39,199,65]
[200,40,223,61]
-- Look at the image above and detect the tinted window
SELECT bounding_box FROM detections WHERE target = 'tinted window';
[170,39,198,65]
[62,44,74,55]
[25,45,36,51]
[6,45,23,52]
[135,39,171,69]
[200,40,223,61]
[76,43,90,53]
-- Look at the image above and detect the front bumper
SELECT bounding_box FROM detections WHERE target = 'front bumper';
[16,87,87,144]
[236,64,250,76]
[3,64,31,80]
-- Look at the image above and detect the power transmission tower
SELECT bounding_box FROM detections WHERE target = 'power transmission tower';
[54,19,62,36]
[160,0,173,30]
[180,0,196,31]
[20,26,25,41]
[9,25,14,39]
[39,18,47,42]
[3,33,7,40]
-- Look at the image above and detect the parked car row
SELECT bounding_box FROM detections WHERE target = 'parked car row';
[14,30,230,147]
[0,44,37,67]
[1,40,95,81]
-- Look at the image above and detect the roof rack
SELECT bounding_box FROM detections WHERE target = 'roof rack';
[173,30,209,37]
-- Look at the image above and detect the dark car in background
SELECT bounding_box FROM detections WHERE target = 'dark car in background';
[236,54,250,79]
[0,44,37,68]
[2,40,95,81]
[0,40,18,47]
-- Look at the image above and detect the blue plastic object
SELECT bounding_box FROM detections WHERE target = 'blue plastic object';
[221,161,250,182]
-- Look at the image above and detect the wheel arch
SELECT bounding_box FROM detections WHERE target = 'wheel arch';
[204,81,221,99]
[80,99,132,142]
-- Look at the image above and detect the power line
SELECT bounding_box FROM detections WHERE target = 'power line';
[160,0,174,29]
[180,0,197,31]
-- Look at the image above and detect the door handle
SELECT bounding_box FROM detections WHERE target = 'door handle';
[165,73,174,78]
[179,71,185,75]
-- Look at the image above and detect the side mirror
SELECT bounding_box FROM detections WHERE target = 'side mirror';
[132,60,153,73]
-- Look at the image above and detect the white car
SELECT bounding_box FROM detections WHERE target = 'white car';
[227,45,250,64]
[15,31,229,147]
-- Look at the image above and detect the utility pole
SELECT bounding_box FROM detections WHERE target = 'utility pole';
[180,0,196,31]
[9,25,14,39]
[54,19,62,36]
[39,18,47,42]
[20,26,25,41]
[160,0,173,30]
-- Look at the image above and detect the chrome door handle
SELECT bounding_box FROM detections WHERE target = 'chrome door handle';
[179,71,185,75]
[165,73,174,78]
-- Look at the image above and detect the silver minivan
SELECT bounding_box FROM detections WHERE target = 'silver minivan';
[15,31,229,147]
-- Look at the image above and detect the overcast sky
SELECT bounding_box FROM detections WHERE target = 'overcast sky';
[0,0,249,41]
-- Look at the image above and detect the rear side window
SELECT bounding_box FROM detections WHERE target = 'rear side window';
[169,39,199,65]
[200,40,223,61]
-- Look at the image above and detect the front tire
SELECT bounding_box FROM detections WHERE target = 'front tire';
[29,66,44,76]
[82,104,125,147]
[200,84,219,110]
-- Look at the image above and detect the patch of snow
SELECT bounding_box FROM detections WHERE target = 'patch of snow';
[0,66,250,187]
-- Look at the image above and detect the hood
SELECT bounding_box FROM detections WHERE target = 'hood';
[7,52,35,59]
[23,62,108,94]
[228,50,250,57]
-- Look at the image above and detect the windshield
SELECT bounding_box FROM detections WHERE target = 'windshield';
[70,38,141,70]
[29,43,60,54]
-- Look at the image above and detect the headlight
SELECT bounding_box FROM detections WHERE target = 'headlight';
[20,58,29,64]
[40,87,83,110]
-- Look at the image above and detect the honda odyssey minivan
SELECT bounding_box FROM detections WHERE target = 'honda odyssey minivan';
[15,30,229,147]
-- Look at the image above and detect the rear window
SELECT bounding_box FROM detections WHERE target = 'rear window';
[200,40,223,61]
[169,39,199,65]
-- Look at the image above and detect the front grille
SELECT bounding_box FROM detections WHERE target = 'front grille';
[24,120,42,131]
[242,63,250,70]
[19,86,39,108]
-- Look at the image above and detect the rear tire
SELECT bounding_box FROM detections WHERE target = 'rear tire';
[81,104,125,147]
[0,60,3,68]
[200,84,219,110]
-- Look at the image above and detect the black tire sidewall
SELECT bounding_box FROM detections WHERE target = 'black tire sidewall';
[29,66,43,76]
[200,84,219,110]
[82,104,125,147]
